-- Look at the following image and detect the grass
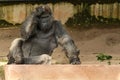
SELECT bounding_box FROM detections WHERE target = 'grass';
[96,53,112,65]
[0,66,5,80]
[0,57,7,80]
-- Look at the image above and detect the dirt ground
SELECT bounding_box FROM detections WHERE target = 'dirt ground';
[0,25,120,65]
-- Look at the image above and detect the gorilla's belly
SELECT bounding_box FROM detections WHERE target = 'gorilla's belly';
[31,38,51,56]
[22,37,57,57]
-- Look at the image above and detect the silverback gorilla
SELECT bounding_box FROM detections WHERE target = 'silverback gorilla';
[7,5,80,64]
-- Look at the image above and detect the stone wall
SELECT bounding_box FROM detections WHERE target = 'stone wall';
[0,3,76,24]
[4,65,120,80]
[0,2,119,25]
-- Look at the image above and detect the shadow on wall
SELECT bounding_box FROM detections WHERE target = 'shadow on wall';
[0,20,20,27]
[0,3,75,25]
[65,9,120,27]
[0,2,120,26]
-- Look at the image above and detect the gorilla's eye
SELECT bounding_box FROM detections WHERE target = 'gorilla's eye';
[41,13,50,18]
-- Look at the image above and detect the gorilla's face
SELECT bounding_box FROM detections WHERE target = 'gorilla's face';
[36,6,54,32]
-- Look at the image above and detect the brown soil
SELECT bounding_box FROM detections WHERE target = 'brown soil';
[0,26,120,65]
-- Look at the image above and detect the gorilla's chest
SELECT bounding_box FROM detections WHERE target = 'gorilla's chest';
[22,28,57,57]
[34,27,56,44]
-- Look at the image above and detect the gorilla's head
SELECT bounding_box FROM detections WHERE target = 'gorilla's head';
[35,5,54,32]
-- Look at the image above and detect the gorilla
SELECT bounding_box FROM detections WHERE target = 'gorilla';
[7,5,80,64]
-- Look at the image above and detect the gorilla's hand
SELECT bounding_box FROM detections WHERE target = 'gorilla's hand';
[34,6,45,17]
[70,57,81,65]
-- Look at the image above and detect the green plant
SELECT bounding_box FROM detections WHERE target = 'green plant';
[0,66,5,80]
[96,53,112,65]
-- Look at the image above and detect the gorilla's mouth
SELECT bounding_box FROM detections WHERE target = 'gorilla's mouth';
[41,15,49,18]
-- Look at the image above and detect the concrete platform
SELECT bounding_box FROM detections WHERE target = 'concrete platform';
[4,65,120,80]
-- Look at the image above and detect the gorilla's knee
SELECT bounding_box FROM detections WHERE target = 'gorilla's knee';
[9,38,25,51]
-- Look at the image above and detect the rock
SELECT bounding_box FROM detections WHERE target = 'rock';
[4,65,120,80]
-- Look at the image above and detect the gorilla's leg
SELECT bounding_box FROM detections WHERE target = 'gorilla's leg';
[23,54,52,64]
[7,38,25,64]
[7,38,51,64]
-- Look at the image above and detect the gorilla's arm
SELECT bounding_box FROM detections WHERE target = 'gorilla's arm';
[54,21,80,64]
[20,6,45,40]
[20,12,39,40]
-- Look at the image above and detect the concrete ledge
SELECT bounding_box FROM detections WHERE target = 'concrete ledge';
[4,65,120,80]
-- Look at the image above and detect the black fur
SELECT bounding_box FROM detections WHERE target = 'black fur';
[7,5,80,64]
